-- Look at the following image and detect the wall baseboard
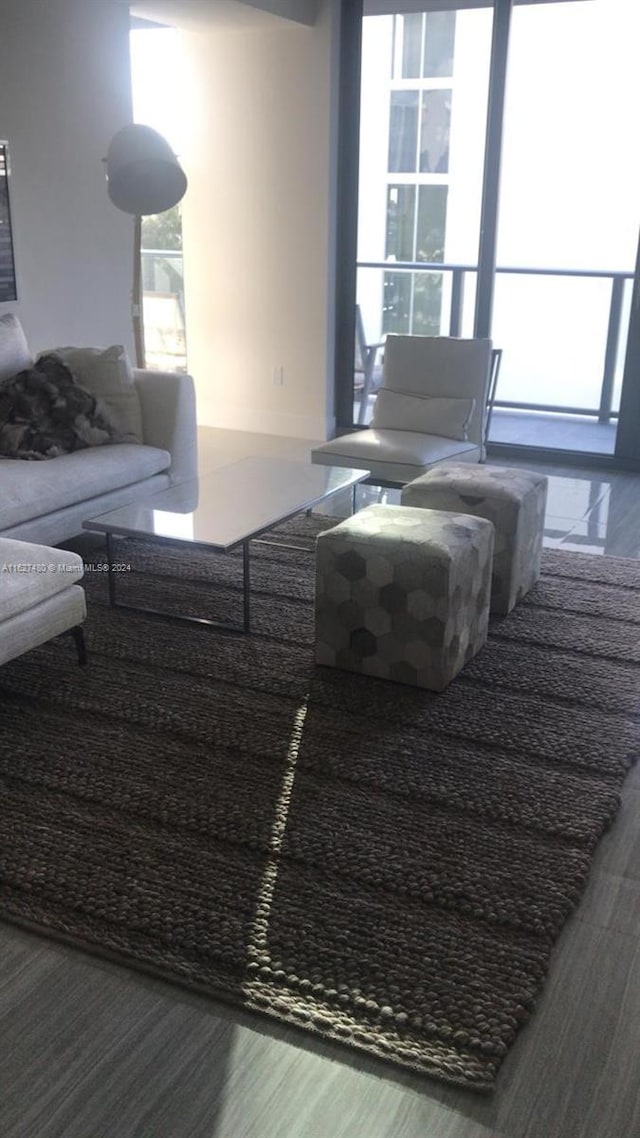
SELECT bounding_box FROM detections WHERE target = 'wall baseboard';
[199,404,332,443]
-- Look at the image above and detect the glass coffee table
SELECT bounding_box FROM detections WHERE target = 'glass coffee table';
[83,456,369,634]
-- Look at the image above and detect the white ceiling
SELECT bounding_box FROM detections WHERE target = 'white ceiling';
[130,0,318,32]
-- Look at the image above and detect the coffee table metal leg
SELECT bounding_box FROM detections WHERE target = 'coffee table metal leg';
[99,531,252,634]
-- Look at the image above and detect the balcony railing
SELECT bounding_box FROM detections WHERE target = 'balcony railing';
[138,250,633,450]
[141,248,186,372]
[356,260,634,426]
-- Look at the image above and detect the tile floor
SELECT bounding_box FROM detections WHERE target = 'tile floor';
[197,426,640,561]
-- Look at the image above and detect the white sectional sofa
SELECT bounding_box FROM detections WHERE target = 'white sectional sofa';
[0,313,197,546]
[0,538,87,667]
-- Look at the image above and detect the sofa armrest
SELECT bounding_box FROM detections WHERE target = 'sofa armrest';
[133,369,198,485]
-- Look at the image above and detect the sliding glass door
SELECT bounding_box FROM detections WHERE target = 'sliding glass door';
[342,0,640,466]
[489,0,640,458]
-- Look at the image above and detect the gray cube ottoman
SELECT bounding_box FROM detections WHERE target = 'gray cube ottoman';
[401,462,548,615]
[314,503,494,692]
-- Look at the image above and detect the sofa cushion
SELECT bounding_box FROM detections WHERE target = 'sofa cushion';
[0,313,32,381]
[0,354,124,460]
[0,442,170,530]
[0,539,84,620]
[44,345,143,442]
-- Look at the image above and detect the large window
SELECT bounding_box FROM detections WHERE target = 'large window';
[351,2,640,464]
[377,14,456,338]
[357,6,488,370]
[392,11,456,79]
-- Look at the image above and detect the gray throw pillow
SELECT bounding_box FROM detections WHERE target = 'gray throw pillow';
[372,388,476,440]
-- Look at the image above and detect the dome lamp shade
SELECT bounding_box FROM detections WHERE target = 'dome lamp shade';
[106,124,187,216]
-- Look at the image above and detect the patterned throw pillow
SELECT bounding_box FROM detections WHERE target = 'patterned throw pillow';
[46,345,143,443]
[0,353,125,460]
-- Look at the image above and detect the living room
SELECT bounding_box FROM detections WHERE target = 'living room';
[1,2,640,1136]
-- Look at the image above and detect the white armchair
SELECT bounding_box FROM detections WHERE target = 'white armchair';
[312,335,495,486]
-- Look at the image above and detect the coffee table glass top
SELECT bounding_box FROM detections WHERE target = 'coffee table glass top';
[83,456,369,550]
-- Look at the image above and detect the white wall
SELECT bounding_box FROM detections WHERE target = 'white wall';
[0,0,134,355]
[178,0,340,439]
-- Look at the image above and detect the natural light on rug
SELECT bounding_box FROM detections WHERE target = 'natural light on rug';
[243,698,310,985]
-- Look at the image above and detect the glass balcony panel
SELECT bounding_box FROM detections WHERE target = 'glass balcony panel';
[459,272,477,338]
[356,267,386,349]
[382,271,412,335]
[416,185,448,262]
[141,249,187,372]
[490,274,611,412]
[410,271,444,337]
[385,185,416,261]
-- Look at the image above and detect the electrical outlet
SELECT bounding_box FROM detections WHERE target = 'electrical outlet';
[272,365,284,386]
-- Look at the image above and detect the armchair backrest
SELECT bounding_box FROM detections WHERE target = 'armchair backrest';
[382,334,492,448]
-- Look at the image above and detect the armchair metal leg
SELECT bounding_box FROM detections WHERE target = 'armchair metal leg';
[357,348,378,425]
[483,347,503,453]
[70,625,87,667]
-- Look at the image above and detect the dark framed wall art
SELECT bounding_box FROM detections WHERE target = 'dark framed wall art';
[0,142,18,302]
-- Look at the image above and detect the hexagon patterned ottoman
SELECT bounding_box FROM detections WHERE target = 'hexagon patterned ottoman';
[314,503,494,692]
[401,463,548,615]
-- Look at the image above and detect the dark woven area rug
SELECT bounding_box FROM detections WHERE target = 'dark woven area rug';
[1,516,639,1091]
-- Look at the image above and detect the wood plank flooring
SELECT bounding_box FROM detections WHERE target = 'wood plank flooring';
[1,427,639,1138]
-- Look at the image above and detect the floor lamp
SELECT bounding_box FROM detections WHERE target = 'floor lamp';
[105,124,187,368]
